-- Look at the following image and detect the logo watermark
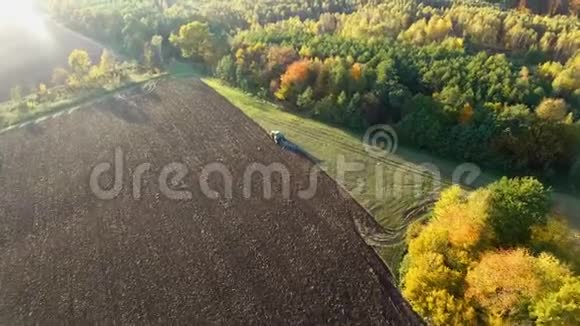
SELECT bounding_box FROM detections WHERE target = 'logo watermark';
[89,125,484,201]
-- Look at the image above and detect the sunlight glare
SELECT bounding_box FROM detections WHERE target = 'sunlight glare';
[0,0,48,39]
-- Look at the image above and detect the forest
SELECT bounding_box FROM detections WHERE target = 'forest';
[46,0,580,174]
[42,0,580,324]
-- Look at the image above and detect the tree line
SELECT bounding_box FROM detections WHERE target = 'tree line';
[215,12,579,174]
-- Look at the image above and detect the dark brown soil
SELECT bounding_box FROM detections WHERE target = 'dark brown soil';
[0,78,421,325]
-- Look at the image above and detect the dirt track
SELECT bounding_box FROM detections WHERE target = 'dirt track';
[0,78,421,324]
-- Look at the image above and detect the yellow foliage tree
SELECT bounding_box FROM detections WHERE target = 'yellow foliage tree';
[532,278,580,325]
[539,61,564,79]
[402,249,477,326]
[68,49,92,74]
[466,249,540,320]
[536,98,569,122]
[38,83,48,97]
[350,63,363,82]
[553,52,580,94]
[66,49,92,89]
[433,186,465,219]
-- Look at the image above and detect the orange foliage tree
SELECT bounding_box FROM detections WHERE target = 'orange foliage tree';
[275,59,311,100]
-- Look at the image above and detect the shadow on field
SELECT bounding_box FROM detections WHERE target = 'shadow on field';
[283,141,323,164]
[146,92,162,103]
[99,98,149,124]
[24,124,44,136]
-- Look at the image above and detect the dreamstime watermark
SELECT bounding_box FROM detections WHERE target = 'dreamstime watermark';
[363,124,398,158]
[89,148,327,201]
[89,125,484,201]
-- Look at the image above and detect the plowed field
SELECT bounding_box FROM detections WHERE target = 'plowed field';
[0,78,420,324]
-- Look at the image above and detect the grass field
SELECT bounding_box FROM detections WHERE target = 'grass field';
[204,78,580,271]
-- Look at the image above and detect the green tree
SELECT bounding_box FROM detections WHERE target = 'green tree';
[169,21,214,64]
[487,177,551,247]
[297,87,315,111]
[215,55,236,82]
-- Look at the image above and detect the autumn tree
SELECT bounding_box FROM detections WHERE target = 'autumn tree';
[275,59,311,100]
[68,49,92,75]
[553,52,580,95]
[402,179,578,324]
[401,186,493,325]
[266,46,298,77]
[67,49,92,88]
[573,0,580,16]
[466,249,540,322]
[532,278,580,325]
[536,98,569,122]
